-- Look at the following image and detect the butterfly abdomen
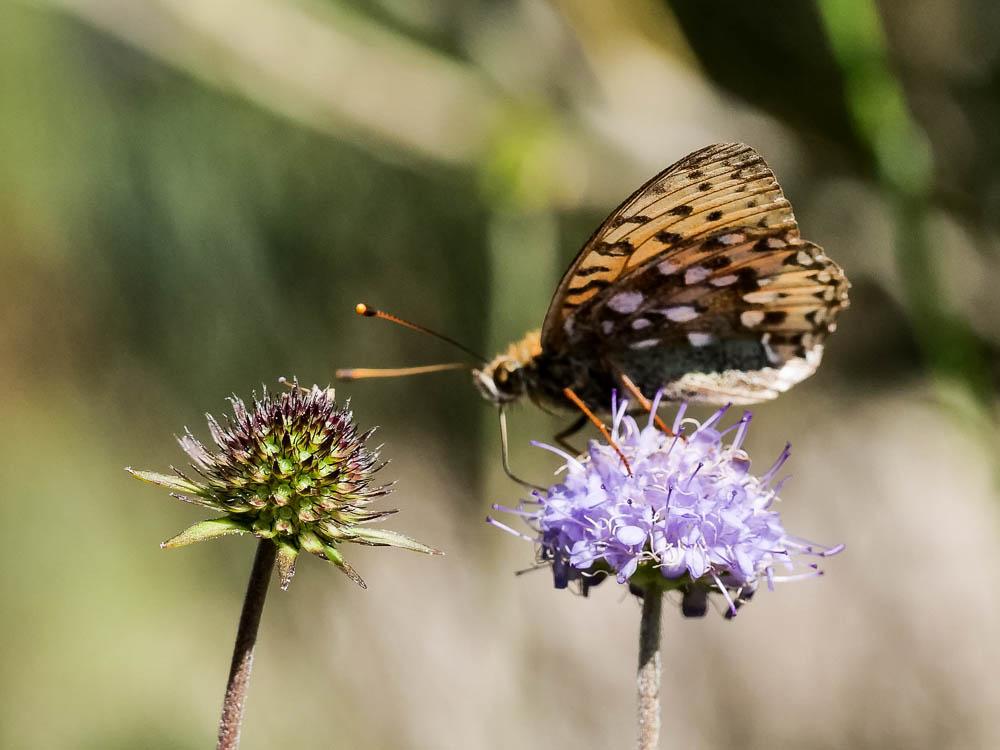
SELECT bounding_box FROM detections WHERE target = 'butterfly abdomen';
[528,337,794,412]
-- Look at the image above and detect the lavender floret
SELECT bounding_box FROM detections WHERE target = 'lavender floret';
[489,392,842,616]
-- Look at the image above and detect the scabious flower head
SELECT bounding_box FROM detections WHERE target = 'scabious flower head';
[489,392,842,617]
[128,380,440,589]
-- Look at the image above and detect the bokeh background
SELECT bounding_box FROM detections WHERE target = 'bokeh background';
[3,0,1000,748]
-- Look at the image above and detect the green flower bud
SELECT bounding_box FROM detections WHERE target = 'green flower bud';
[127,381,442,589]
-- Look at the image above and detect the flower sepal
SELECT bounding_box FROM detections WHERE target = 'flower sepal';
[161,516,252,549]
[299,530,366,589]
[627,565,690,597]
[126,468,203,496]
[274,539,299,591]
[336,526,443,556]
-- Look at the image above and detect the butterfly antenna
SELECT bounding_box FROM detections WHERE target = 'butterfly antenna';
[561,387,632,476]
[336,363,469,380]
[352,303,487,363]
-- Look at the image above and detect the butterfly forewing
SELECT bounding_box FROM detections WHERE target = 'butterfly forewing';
[541,143,799,344]
[536,143,849,406]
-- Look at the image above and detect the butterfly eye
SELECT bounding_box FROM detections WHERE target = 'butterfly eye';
[492,361,523,396]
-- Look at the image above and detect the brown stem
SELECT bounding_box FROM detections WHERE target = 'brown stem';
[636,589,663,750]
[217,539,277,750]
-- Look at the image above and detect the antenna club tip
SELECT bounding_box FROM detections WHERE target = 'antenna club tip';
[355,303,376,317]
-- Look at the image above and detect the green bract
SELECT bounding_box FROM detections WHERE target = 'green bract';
[128,381,440,589]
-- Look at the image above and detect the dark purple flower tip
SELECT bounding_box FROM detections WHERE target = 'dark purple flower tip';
[489,392,842,617]
[129,380,442,588]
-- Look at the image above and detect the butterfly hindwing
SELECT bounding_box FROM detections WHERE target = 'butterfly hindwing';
[593,228,847,402]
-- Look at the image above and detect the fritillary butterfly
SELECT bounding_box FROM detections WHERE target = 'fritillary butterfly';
[472,142,849,412]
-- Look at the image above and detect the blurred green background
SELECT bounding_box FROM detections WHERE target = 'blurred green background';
[3,0,1000,748]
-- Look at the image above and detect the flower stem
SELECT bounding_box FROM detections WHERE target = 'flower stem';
[217,539,277,750]
[636,588,663,750]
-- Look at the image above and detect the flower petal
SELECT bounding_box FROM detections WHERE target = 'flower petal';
[615,525,648,546]
[488,396,842,612]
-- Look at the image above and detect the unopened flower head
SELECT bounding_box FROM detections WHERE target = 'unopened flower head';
[488,392,842,617]
[128,380,440,589]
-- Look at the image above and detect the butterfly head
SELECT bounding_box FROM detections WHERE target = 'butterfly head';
[472,330,542,405]
[473,357,527,405]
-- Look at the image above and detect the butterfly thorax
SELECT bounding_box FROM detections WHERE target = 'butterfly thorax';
[473,329,619,412]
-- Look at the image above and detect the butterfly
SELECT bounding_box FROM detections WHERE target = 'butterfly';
[340,143,849,481]
[471,143,848,405]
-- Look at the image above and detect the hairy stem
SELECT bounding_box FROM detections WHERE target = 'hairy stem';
[637,589,663,750]
[217,539,277,750]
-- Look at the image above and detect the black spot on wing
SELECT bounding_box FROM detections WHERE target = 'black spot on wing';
[655,231,683,244]
[704,254,732,270]
[574,265,612,277]
[734,267,761,292]
[594,240,633,257]
[567,277,613,295]
[610,215,652,228]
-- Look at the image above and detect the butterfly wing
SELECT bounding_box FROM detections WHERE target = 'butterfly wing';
[589,226,848,403]
[539,143,849,404]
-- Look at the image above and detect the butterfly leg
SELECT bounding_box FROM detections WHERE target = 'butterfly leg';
[278,376,328,397]
[498,407,545,491]
[561,388,632,475]
[553,414,587,456]
[613,370,675,437]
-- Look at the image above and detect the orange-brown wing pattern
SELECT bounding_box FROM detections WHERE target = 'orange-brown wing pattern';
[589,225,849,403]
[541,143,797,347]
[532,143,849,406]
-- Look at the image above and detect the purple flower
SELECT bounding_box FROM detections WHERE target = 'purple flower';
[488,392,842,617]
